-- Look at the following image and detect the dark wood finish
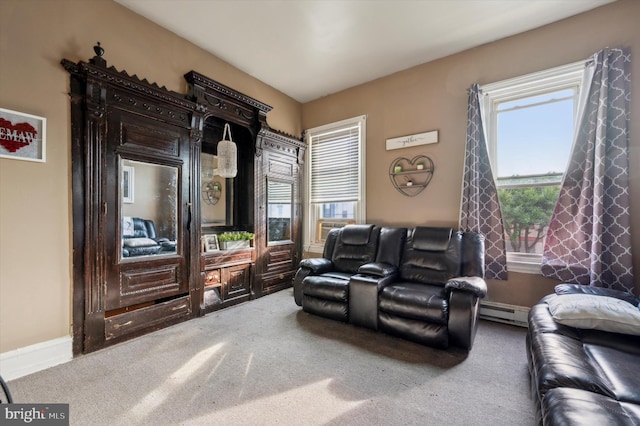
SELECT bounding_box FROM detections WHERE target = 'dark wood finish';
[253,129,306,297]
[104,296,191,340]
[63,45,305,354]
[63,50,198,354]
[201,249,254,313]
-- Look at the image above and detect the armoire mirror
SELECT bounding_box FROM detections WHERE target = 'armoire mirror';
[120,159,179,259]
[267,179,293,243]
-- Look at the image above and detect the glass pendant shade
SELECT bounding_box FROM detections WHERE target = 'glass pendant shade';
[217,123,237,178]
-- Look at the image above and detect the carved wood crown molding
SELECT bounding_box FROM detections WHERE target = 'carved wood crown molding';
[184,71,273,115]
[256,127,306,162]
[61,58,198,113]
[61,46,299,144]
[259,127,305,149]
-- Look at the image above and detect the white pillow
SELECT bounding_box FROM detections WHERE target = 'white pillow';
[547,294,640,336]
[123,237,157,248]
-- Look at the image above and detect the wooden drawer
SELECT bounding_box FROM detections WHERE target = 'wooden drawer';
[105,295,191,340]
[204,269,221,287]
[261,271,294,291]
[202,249,254,270]
[266,248,293,274]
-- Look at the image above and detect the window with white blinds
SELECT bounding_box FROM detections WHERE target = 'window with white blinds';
[304,115,366,252]
[310,125,360,202]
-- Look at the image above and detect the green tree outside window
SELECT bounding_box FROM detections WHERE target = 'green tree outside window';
[498,186,560,253]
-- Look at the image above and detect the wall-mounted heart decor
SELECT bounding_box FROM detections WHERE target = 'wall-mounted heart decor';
[389,155,434,197]
[0,118,36,153]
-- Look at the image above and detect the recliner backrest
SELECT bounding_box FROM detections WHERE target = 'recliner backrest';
[461,232,485,278]
[331,224,380,274]
[399,227,462,285]
[131,217,157,240]
[375,227,407,268]
[323,228,341,260]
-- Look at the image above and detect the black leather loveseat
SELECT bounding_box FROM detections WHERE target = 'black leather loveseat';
[527,284,640,425]
[293,224,488,350]
[122,217,176,257]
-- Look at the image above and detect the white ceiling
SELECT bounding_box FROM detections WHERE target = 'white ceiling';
[114,0,614,103]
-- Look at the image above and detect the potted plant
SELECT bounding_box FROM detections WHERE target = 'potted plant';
[217,231,255,250]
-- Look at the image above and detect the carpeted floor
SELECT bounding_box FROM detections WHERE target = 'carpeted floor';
[8,289,535,425]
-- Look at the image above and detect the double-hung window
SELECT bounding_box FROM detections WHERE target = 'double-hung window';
[482,62,584,273]
[304,115,366,253]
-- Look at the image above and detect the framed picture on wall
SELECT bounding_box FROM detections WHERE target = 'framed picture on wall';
[0,108,47,162]
[204,234,219,252]
[122,165,135,203]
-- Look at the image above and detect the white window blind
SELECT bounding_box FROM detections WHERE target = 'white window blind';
[268,185,291,204]
[304,115,366,252]
[310,124,361,203]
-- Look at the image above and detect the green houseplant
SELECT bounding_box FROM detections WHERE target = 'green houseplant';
[217,231,254,250]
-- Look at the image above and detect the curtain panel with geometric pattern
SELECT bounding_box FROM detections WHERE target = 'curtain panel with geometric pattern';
[541,47,634,293]
[460,83,508,280]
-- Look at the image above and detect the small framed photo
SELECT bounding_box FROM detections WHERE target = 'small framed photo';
[122,165,135,203]
[0,108,46,162]
[204,234,219,252]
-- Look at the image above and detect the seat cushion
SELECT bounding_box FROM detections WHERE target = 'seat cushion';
[379,282,448,324]
[303,274,350,302]
[542,388,640,426]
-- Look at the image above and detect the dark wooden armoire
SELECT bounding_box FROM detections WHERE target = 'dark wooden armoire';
[63,46,304,354]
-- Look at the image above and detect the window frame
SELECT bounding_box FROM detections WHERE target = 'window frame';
[481,61,584,274]
[304,115,366,254]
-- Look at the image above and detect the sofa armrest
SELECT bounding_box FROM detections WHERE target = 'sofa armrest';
[293,258,334,306]
[445,276,487,298]
[293,268,312,306]
[448,291,482,350]
[357,262,398,278]
[555,283,640,306]
[299,257,333,275]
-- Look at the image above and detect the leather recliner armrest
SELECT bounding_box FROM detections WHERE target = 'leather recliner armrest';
[299,257,333,274]
[358,262,398,278]
[445,276,487,298]
[293,258,335,306]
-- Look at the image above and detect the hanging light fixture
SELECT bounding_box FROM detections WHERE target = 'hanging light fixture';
[217,123,237,178]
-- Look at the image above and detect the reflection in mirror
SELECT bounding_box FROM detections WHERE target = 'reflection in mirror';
[267,180,292,243]
[120,159,178,259]
[201,153,231,227]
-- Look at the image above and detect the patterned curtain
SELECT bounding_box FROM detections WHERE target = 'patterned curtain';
[541,47,633,292]
[460,84,508,280]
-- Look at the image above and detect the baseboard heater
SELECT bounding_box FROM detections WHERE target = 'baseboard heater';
[479,301,530,328]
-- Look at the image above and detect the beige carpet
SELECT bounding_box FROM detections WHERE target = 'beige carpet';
[8,289,535,425]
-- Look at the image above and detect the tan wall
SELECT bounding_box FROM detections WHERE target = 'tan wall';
[302,0,640,305]
[0,0,301,352]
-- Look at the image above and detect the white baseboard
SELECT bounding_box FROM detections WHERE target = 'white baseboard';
[0,336,72,381]
[480,301,530,328]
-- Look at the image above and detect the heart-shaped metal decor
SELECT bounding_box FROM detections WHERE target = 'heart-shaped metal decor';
[389,155,434,197]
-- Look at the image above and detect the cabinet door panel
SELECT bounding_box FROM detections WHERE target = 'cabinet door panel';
[223,264,251,300]
[105,109,190,311]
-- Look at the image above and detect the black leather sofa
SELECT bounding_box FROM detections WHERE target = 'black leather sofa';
[527,284,640,425]
[293,224,488,350]
[122,217,176,257]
